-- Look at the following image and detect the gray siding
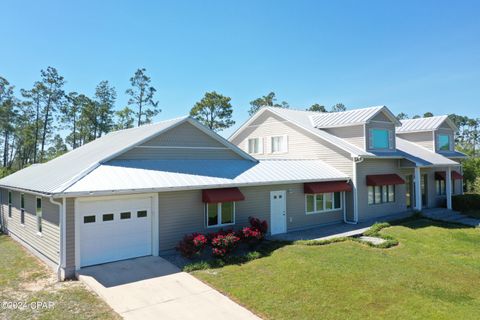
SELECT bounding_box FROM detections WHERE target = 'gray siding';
[158,184,344,251]
[230,111,354,176]
[356,159,408,221]
[397,131,434,150]
[0,188,60,264]
[365,122,396,151]
[434,128,455,153]
[324,125,364,149]
[115,122,243,160]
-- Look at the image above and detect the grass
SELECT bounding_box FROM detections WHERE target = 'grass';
[0,233,120,320]
[192,218,480,320]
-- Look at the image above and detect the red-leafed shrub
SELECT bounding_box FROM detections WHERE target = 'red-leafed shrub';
[211,232,240,258]
[242,217,268,246]
[176,233,208,258]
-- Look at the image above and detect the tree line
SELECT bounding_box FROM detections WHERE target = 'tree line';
[1,69,479,192]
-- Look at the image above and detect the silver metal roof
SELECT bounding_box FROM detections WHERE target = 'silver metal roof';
[309,106,401,128]
[397,115,457,133]
[396,138,459,167]
[0,116,255,194]
[61,159,349,196]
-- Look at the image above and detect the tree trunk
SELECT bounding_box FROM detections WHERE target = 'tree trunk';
[73,113,77,149]
[33,101,40,163]
[3,131,8,167]
[40,102,50,162]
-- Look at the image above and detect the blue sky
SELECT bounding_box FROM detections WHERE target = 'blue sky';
[1,0,479,137]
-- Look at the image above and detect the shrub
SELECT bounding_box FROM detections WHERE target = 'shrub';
[249,216,268,235]
[241,217,268,247]
[211,232,240,258]
[452,193,480,212]
[176,233,208,258]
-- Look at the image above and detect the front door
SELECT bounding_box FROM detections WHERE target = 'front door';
[270,190,287,235]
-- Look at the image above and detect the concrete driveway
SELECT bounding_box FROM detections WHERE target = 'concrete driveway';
[78,256,260,320]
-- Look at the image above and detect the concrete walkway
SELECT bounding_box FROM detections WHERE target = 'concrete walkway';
[78,256,260,320]
[422,208,480,227]
[270,211,413,242]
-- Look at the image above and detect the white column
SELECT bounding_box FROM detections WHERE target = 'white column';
[414,167,422,211]
[446,166,452,210]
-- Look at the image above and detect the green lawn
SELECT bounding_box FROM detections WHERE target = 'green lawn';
[193,218,480,320]
[0,233,120,320]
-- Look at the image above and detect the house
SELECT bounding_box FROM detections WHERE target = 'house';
[0,106,466,280]
[0,116,351,279]
[229,106,466,222]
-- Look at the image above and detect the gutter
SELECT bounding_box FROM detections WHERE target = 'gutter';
[49,197,64,281]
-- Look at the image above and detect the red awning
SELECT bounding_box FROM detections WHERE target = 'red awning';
[304,181,352,194]
[366,174,405,186]
[202,187,245,203]
[435,171,464,180]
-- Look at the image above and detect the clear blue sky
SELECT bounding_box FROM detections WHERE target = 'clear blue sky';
[1,0,479,137]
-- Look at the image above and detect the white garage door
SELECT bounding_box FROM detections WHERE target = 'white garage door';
[78,197,152,267]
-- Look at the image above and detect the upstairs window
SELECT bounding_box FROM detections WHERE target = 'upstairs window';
[437,134,451,151]
[271,135,287,153]
[248,138,263,154]
[370,128,392,149]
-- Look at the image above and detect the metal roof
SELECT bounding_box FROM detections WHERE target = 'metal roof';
[396,138,459,167]
[61,159,349,196]
[310,106,401,128]
[0,116,255,194]
[397,116,457,133]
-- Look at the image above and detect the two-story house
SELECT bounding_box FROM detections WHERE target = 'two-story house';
[229,106,466,223]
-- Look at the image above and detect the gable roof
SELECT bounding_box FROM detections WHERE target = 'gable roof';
[229,106,398,157]
[397,115,458,133]
[310,106,401,128]
[395,138,459,167]
[0,117,256,195]
[61,159,349,197]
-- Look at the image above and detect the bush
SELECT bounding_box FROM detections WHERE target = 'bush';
[452,193,480,212]
[176,233,208,258]
[211,232,240,258]
[241,217,268,247]
[249,216,268,235]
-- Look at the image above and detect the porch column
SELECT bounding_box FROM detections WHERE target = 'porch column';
[414,167,422,211]
[446,166,452,210]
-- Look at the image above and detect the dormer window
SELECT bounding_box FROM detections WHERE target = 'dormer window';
[248,138,263,154]
[369,128,393,150]
[437,134,451,151]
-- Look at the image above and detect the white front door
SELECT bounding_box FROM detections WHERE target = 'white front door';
[78,197,153,267]
[270,190,287,235]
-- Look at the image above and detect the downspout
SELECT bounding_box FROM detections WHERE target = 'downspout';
[49,197,64,281]
[351,156,365,224]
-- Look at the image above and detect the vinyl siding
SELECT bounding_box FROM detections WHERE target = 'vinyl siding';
[324,125,364,149]
[230,111,354,176]
[65,198,75,273]
[397,131,434,150]
[115,121,243,160]
[158,184,344,251]
[356,159,408,221]
[0,188,60,264]
[365,122,396,151]
[434,128,455,153]
[371,111,392,122]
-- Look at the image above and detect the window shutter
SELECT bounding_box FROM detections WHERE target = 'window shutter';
[258,137,264,154]
[388,130,394,149]
[245,139,249,152]
[368,129,373,149]
[282,135,288,152]
[267,136,272,154]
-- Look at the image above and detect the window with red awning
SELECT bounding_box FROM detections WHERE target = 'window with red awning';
[435,171,463,180]
[202,187,245,203]
[304,181,352,194]
[366,174,405,186]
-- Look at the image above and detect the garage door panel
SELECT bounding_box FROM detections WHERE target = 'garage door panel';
[78,197,153,267]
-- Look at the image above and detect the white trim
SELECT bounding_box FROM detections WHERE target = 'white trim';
[74,192,159,270]
[446,166,452,210]
[35,196,42,234]
[305,192,342,215]
[134,145,230,150]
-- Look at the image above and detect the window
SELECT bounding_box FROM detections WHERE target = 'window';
[205,202,235,227]
[8,191,12,218]
[103,213,114,221]
[120,212,131,219]
[20,193,25,225]
[305,192,342,214]
[368,185,395,204]
[370,128,391,149]
[137,210,147,218]
[84,215,96,223]
[438,134,450,151]
[36,197,42,233]
[436,179,446,195]
[271,135,287,153]
[248,138,262,154]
